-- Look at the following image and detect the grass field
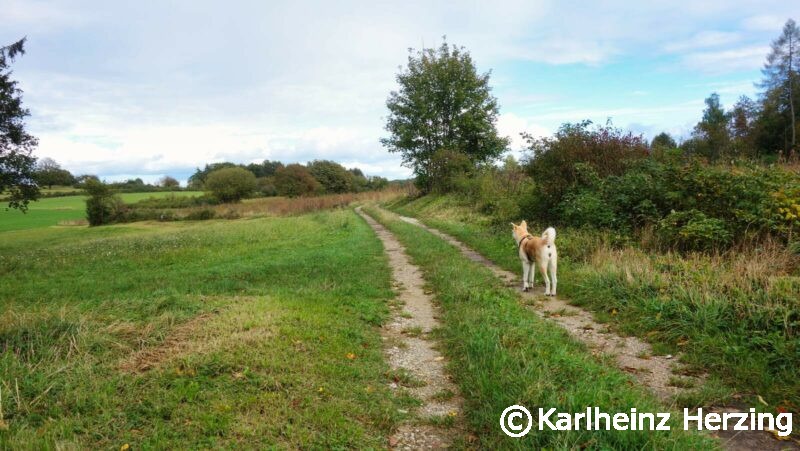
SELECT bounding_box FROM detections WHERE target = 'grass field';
[386,195,800,414]
[0,192,203,233]
[0,210,410,448]
[362,206,714,449]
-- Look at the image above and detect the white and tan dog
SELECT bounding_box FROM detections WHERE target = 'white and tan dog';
[511,221,558,295]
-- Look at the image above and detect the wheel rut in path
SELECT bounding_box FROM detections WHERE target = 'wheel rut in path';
[392,209,799,451]
[356,207,463,450]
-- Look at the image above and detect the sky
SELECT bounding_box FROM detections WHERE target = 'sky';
[2,1,799,184]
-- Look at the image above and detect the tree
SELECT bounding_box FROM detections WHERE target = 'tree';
[246,160,283,178]
[427,148,472,193]
[159,175,180,189]
[204,167,256,203]
[84,179,124,226]
[274,164,320,197]
[381,39,509,192]
[0,38,39,211]
[306,160,354,193]
[35,158,75,188]
[759,19,800,154]
[729,95,758,155]
[691,93,730,160]
[651,132,677,150]
[188,162,239,188]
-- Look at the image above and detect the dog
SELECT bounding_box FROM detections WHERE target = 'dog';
[511,221,558,296]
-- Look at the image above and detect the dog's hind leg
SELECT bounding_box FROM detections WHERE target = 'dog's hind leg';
[529,262,535,291]
[522,261,530,291]
[539,261,551,296]
[549,258,557,296]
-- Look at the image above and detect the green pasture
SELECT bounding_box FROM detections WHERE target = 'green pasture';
[0,192,203,233]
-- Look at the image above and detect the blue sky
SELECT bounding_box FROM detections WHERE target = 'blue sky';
[2,1,798,183]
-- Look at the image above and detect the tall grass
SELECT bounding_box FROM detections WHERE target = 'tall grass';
[388,194,800,414]
[122,188,409,223]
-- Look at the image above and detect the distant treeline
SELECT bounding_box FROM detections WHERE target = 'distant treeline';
[187,159,390,196]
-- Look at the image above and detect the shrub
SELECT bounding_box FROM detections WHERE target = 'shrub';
[307,160,355,193]
[84,179,125,226]
[427,149,473,193]
[204,167,257,203]
[558,190,617,228]
[256,176,278,197]
[456,156,533,222]
[523,120,649,216]
[656,209,732,251]
[185,208,216,220]
[274,164,321,197]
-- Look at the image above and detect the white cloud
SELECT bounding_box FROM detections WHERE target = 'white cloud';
[742,15,790,32]
[8,0,800,182]
[663,31,741,52]
[680,45,769,73]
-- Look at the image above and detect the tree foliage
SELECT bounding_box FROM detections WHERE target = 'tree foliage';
[84,179,124,226]
[759,18,800,153]
[651,132,677,150]
[159,175,180,189]
[0,38,39,211]
[204,167,257,203]
[523,120,649,213]
[188,162,239,189]
[306,160,354,193]
[34,158,75,188]
[691,93,730,160]
[246,160,284,178]
[274,164,320,197]
[381,40,508,191]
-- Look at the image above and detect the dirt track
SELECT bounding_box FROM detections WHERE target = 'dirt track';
[389,209,798,451]
[356,207,464,449]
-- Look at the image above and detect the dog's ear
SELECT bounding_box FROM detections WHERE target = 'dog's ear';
[510,222,516,228]
[520,220,527,228]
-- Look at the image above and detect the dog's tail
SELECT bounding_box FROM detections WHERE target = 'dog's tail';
[541,227,556,245]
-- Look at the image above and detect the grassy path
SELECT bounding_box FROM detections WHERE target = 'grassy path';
[383,204,799,450]
[363,205,714,449]
[356,207,465,448]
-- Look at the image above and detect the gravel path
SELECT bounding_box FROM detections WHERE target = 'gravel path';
[356,207,463,449]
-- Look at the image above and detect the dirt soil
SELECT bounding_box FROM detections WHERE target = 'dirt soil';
[357,207,464,450]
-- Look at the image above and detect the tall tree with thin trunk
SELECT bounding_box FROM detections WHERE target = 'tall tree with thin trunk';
[759,19,800,154]
[0,38,39,211]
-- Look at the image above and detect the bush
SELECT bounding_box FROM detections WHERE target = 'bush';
[307,160,354,193]
[274,164,321,197]
[656,209,732,251]
[84,180,125,226]
[523,120,649,216]
[185,208,216,221]
[204,167,257,203]
[131,194,217,209]
[558,190,617,228]
[426,149,474,193]
[256,177,278,197]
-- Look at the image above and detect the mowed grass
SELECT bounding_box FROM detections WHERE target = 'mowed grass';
[0,191,203,233]
[0,210,408,449]
[363,206,715,449]
[387,195,800,413]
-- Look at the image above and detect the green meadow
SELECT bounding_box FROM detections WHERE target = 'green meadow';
[0,192,203,233]
[0,209,410,449]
